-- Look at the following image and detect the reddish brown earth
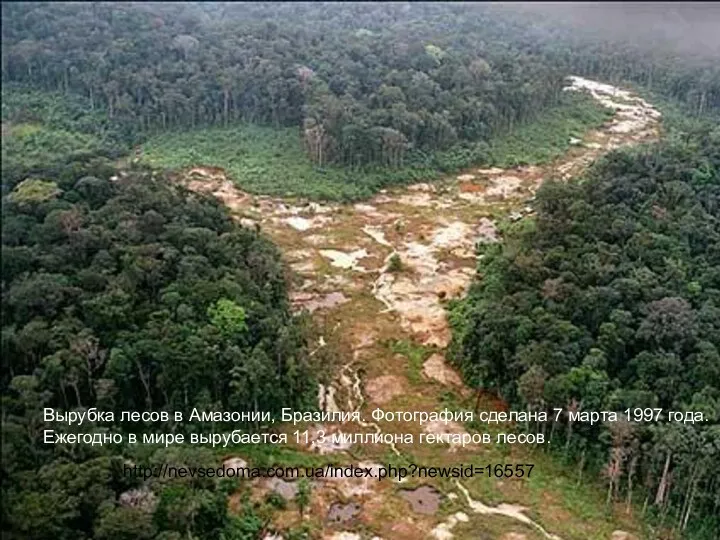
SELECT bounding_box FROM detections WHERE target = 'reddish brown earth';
[180,77,660,540]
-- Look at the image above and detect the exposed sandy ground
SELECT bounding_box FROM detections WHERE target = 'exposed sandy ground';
[365,375,407,405]
[180,76,660,540]
[423,353,464,388]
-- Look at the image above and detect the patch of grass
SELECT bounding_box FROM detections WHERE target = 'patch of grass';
[140,92,612,201]
[488,91,614,167]
[387,253,403,273]
[7,178,62,206]
[9,123,43,137]
[388,339,434,384]
[141,123,432,201]
[1,85,130,188]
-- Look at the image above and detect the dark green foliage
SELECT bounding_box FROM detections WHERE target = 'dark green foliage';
[449,124,720,537]
[1,86,133,189]
[0,2,582,172]
[1,166,316,539]
[2,3,717,182]
[6,2,711,195]
[2,167,315,414]
[387,253,403,273]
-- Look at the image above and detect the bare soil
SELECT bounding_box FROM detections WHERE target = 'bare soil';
[180,76,660,540]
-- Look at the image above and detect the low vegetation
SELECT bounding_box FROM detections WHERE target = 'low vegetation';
[487,91,613,167]
[389,339,434,384]
[387,253,404,273]
[1,86,132,190]
[141,92,609,200]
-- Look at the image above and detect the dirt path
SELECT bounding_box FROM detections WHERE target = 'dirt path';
[182,77,660,540]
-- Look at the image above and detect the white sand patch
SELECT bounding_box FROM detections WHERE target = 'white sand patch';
[363,225,393,247]
[354,203,378,213]
[608,115,657,136]
[283,215,332,231]
[186,176,251,213]
[371,194,395,205]
[239,218,257,228]
[565,75,661,141]
[320,249,369,270]
[431,511,470,540]
[318,383,342,413]
[457,174,476,181]
[476,167,506,175]
[486,175,524,198]
[373,267,474,347]
[477,217,499,243]
[423,354,463,386]
[431,221,474,250]
[456,481,563,540]
[284,216,313,231]
[356,205,402,222]
[407,182,436,192]
[303,234,330,246]
[305,201,335,214]
[371,216,491,346]
[326,533,360,540]
[223,457,248,470]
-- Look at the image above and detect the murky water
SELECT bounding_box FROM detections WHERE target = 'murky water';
[327,501,362,524]
[400,485,443,515]
[264,477,298,500]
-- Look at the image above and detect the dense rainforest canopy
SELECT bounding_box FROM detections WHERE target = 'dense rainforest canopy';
[1,166,317,538]
[449,124,720,538]
[2,2,720,539]
[0,1,566,177]
[2,1,718,181]
[1,169,315,414]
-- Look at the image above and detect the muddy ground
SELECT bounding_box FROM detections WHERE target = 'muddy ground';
[180,77,659,540]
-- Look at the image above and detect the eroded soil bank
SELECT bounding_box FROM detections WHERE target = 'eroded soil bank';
[181,77,660,540]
